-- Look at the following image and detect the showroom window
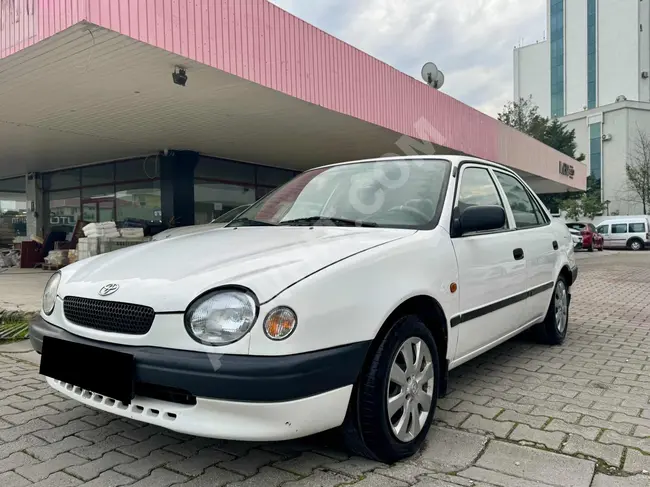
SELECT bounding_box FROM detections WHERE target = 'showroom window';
[194,157,298,224]
[0,176,27,239]
[43,158,162,234]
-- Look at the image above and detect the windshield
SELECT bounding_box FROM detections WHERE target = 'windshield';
[227,158,451,229]
[211,205,251,224]
[566,223,586,231]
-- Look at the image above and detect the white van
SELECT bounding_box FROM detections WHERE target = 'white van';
[596,217,650,250]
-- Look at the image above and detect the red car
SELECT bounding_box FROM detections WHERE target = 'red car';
[566,222,604,251]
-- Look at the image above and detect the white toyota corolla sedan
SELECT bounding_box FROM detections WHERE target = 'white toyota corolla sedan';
[30,155,578,463]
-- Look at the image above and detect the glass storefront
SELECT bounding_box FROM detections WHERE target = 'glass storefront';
[44,158,161,235]
[40,155,298,235]
[0,177,27,243]
[194,157,297,224]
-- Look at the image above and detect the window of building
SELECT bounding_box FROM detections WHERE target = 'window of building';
[587,0,597,109]
[494,171,542,228]
[82,186,115,223]
[611,224,627,234]
[589,123,602,183]
[550,0,565,117]
[116,181,162,225]
[47,189,81,234]
[629,222,646,233]
[194,181,257,225]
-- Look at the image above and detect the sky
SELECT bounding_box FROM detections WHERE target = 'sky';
[269,0,547,117]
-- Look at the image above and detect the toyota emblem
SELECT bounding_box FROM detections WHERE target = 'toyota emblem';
[98,284,120,297]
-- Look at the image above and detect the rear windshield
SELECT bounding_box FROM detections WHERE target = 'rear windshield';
[566,223,585,231]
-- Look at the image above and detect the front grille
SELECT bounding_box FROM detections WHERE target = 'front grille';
[63,296,155,335]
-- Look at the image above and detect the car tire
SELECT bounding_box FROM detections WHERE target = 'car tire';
[629,238,644,251]
[341,315,439,463]
[535,275,569,346]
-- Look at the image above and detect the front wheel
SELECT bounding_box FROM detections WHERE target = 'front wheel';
[342,315,439,463]
[535,275,569,345]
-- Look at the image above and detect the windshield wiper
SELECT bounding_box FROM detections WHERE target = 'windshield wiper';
[228,217,276,227]
[279,217,378,228]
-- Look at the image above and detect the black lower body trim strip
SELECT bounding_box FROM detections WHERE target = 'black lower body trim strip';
[450,281,555,328]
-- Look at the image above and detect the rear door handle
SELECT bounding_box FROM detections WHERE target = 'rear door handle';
[552,240,559,250]
[513,248,524,260]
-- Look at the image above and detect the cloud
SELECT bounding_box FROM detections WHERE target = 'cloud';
[269,0,546,117]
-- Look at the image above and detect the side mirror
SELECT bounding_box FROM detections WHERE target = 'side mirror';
[456,205,506,236]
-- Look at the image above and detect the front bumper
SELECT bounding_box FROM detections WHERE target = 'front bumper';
[30,318,369,440]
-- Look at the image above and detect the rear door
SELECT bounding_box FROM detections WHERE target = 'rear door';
[610,223,629,248]
[492,170,556,323]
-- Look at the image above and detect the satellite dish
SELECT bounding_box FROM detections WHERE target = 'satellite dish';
[421,62,445,89]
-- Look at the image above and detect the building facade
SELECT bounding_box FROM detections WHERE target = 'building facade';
[514,0,650,215]
[0,0,586,242]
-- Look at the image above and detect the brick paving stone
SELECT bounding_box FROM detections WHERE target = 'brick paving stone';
[114,449,183,479]
[580,415,635,435]
[0,452,38,473]
[0,435,46,460]
[509,424,566,450]
[167,447,233,476]
[164,437,225,457]
[226,466,299,487]
[79,471,134,487]
[26,472,81,487]
[26,436,90,461]
[65,451,134,481]
[280,469,354,487]
[461,414,515,438]
[171,466,245,487]
[599,430,650,453]
[459,466,554,487]
[497,409,549,429]
[4,405,59,425]
[16,452,86,482]
[323,456,383,478]
[75,419,136,442]
[124,468,187,487]
[0,419,53,442]
[623,449,650,473]
[373,462,436,483]
[416,427,487,472]
[32,419,96,443]
[562,435,624,466]
[592,473,650,487]
[0,471,31,487]
[563,404,611,420]
[434,409,470,427]
[272,452,333,477]
[346,473,409,487]
[70,434,135,460]
[476,441,595,487]
[217,448,282,476]
[117,433,180,458]
[634,425,650,437]
[545,418,601,440]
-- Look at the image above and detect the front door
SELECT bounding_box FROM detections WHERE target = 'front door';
[451,165,529,365]
[597,224,611,248]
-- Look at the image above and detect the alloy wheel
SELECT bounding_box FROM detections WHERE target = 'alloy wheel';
[555,280,568,333]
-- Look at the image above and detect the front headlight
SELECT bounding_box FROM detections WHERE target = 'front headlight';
[42,272,61,316]
[185,290,258,346]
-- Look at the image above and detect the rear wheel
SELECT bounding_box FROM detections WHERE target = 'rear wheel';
[342,315,439,463]
[629,239,644,251]
[535,275,569,345]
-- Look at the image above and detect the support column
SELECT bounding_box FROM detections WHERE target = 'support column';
[25,172,44,238]
[160,150,200,228]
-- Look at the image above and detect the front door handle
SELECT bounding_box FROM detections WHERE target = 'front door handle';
[513,248,524,260]
[552,240,559,250]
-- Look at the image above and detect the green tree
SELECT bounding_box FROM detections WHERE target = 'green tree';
[498,97,585,160]
[624,126,650,214]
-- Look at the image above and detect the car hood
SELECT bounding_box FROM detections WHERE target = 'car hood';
[151,223,224,241]
[60,226,416,311]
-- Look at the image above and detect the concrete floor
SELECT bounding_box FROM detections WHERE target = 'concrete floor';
[0,268,53,313]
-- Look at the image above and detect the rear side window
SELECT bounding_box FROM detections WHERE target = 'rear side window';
[629,223,646,233]
[597,225,608,234]
[612,224,628,234]
[494,172,542,228]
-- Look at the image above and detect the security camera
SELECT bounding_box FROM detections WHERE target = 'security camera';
[172,67,187,87]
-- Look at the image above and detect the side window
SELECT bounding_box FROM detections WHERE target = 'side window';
[597,225,608,235]
[494,172,542,228]
[457,167,507,229]
[629,223,645,233]
[612,224,628,234]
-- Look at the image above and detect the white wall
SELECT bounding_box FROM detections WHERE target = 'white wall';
[565,0,588,115]
[514,42,550,117]
[640,0,650,102]
[598,0,639,106]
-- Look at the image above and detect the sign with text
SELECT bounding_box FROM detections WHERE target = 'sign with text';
[559,161,575,179]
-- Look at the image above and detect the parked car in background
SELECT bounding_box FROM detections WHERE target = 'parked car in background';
[151,204,252,241]
[30,156,578,463]
[566,222,603,252]
[597,217,650,251]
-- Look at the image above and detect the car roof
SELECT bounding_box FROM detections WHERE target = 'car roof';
[312,155,514,173]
